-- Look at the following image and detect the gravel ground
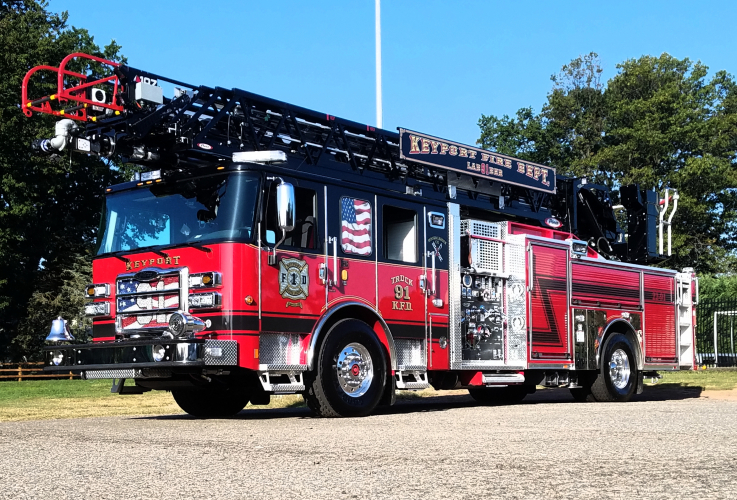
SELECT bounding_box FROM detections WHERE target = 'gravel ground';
[1,387,736,500]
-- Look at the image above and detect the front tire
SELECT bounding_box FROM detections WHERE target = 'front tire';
[305,319,387,417]
[172,389,249,418]
[590,333,638,402]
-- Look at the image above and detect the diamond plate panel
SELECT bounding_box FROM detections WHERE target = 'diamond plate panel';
[204,340,238,365]
[395,339,425,370]
[259,333,306,368]
[84,369,135,379]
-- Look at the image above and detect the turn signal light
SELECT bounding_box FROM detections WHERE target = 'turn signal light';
[245,295,254,305]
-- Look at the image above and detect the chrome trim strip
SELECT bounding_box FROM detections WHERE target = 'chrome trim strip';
[116,288,181,298]
[573,255,679,274]
[307,301,397,371]
[447,202,462,370]
[116,305,180,315]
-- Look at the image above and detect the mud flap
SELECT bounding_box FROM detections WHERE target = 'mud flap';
[379,371,396,406]
[111,378,150,395]
[636,372,644,394]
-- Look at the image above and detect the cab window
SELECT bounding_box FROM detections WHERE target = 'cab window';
[264,184,318,250]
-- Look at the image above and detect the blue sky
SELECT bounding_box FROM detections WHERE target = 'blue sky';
[50,0,737,146]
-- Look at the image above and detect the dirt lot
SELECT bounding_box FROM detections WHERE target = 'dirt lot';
[1,386,736,500]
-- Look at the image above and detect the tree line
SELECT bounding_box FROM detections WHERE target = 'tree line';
[0,1,735,361]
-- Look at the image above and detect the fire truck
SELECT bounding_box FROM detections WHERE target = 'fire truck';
[23,53,697,418]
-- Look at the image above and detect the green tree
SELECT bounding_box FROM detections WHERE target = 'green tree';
[0,1,126,360]
[477,52,737,274]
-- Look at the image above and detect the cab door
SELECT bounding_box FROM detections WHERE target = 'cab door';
[325,186,377,309]
[260,177,325,360]
[376,196,426,366]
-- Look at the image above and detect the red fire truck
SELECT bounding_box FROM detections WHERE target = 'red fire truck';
[24,53,697,417]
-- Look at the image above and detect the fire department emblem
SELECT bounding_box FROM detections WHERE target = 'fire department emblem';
[279,258,309,300]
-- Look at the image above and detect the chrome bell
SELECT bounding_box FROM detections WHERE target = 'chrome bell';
[46,316,75,342]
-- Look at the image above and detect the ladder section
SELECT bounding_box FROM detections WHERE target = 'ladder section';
[676,273,695,369]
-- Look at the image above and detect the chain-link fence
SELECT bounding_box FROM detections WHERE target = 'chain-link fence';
[696,299,737,367]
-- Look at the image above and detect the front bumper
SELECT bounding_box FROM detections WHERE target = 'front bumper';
[43,339,238,377]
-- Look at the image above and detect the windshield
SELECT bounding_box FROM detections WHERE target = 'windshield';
[97,172,260,255]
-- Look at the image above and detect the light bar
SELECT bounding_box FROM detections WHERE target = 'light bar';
[232,150,287,164]
[85,302,111,317]
[140,170,161,182]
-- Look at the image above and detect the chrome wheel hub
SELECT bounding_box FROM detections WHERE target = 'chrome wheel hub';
[609,349,631,389]
[336,342,373,398]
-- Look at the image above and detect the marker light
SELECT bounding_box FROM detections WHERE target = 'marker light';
[189,272,222,288]
[85,284,110,298]
[84,302,110,317]
[189,292,222,309]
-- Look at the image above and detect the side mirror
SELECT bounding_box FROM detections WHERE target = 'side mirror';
[268,178,295,265]
[276,181,295,233]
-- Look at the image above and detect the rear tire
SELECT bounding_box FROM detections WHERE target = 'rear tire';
[305,319,387,417]
[172,389,249,418]
[468,385,530,404]
[590,333,638,402]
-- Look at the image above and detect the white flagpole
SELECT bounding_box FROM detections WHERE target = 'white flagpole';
[375,0,383,129]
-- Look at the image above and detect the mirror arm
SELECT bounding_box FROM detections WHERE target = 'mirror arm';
[269,231,287,265]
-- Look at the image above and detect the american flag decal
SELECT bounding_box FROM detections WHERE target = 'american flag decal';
[117,276,180,330]
[341,197,372,255]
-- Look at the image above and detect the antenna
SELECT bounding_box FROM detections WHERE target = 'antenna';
[375,0,383,129]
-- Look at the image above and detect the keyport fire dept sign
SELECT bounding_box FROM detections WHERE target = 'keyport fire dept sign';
[399,128,556,194]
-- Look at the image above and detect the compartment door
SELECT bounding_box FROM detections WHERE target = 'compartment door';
[529,243,570,362]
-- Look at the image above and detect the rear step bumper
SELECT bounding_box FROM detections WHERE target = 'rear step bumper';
[482,373,525,385]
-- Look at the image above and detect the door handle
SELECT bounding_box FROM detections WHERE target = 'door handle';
[328,236,337,286]
[426,250,436,295]
[527,244,534,292]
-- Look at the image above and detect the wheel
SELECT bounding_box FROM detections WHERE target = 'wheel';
[468,385,530,404]
[172,389,249,418]
[305,319,387,417]
[590,333,638,402]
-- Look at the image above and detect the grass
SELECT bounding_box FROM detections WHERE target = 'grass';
[0,379,304,422]
[645,368,737,391]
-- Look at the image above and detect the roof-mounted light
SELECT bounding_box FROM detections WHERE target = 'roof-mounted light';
[232,150,286,164]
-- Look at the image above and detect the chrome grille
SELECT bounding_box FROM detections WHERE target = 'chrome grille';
[116,268,186,334]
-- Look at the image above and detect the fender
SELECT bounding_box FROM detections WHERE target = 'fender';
[307,301,397,371]
[596,318,644,371]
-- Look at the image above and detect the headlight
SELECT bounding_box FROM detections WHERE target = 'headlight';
[52,350,64,366]
[152,344,166,362]
[571,240,588,257]
[168,311,206,338]
[84,301,111,317]
[84,283,110,298]
[188,292,222,309]
[189,272,222,288]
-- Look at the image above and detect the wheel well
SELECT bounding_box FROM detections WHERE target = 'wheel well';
[598,319,644,371]
[307,302,396,372]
